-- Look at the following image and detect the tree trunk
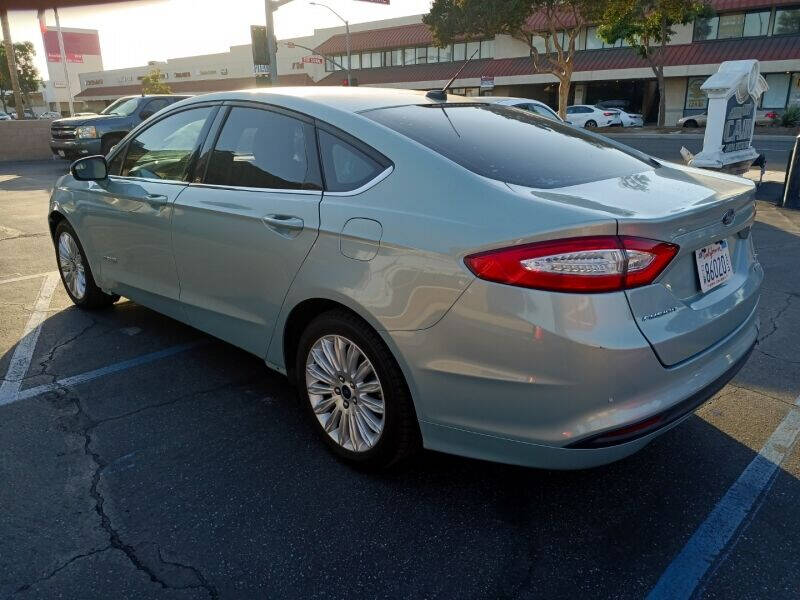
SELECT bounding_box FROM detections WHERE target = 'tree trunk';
[656,69,666,128]
[0,10,24,120]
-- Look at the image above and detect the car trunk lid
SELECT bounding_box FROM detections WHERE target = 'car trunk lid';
[518,162,762,365]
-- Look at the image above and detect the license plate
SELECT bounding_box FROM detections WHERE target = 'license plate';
[57,150,65,157]
[695,240,733,293]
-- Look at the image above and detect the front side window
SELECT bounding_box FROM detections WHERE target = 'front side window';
[143,98,170,116]
[100,97,140,116]
[364,104,652,189]
[121,106,213,180]
[774,8,800,35]
[317,130,387,193]
[204,106,320,190]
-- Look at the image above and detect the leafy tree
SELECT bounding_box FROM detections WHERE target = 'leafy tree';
[596,0,712,126]
[141,68,171,94]
[424,0,604,118]
[0,41,42,114]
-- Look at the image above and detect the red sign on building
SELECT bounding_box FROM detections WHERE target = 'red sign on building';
[302,56,325,65]
[43,29,101,63]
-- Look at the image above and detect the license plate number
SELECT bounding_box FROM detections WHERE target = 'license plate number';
[695,240,733,293]
[57,150,65,157]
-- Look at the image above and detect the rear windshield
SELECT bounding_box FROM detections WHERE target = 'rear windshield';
[363,104,652,189]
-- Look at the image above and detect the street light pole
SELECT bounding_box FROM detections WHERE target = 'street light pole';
[309,2,352,86]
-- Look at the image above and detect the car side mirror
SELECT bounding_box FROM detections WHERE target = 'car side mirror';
[140,110,154,120]
[71,155,108,181]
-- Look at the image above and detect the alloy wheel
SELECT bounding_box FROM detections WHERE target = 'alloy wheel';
[58,231,87,300]
[305,334,385,452]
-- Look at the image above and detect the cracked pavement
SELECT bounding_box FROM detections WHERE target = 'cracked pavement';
[1,160,800,599]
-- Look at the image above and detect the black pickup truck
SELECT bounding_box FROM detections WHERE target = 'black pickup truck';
[49,94,190,160]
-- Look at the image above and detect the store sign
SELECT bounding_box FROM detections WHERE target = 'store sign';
[686,77,708,110]
[480,75,495,90]
[85,78,103,87]
[43,29,100,63]
[722,96,755,153]
[302,56,324,65]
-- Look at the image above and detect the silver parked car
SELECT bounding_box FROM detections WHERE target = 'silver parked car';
[476,96,563,122]
[49,88,762,470]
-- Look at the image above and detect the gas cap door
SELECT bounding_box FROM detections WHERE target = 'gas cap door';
[340,218,382,261]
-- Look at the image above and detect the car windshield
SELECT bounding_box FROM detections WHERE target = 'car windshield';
[364,103,652,189]
[100,97,140,116]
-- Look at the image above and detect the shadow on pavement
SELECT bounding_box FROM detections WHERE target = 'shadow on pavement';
[0,161,69,192]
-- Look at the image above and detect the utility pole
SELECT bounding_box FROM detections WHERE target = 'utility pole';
[264,0,294,86]
[53,8,74,116]
[0,9,24,119]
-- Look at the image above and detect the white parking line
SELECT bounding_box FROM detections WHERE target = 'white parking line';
[0,271,57,286]
[1,341,202,406]
[0,273,60,405]
[647,392,800,599]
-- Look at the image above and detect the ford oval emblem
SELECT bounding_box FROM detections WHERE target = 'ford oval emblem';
[722,208,735,226]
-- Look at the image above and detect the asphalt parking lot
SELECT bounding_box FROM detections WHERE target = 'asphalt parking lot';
[1,158,799,600]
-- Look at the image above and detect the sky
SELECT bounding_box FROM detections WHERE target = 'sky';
[6,0,432,78]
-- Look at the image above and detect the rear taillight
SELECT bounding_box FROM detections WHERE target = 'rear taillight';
[603,112,615,116]
[765,111,778,119]
[464,236,678,293]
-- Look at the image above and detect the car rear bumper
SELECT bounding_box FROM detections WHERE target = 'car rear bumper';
[50,138,102,157]
[387,278,759,469]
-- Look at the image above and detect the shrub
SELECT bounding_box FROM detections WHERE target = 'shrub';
[781,105,800,127]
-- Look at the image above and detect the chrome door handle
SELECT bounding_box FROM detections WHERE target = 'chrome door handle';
[262,214,304,238]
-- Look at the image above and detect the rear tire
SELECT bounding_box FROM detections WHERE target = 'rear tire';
[683,120,698,128]
[296,309,419,469]
[585,120,597,128]
[54,221,119,309]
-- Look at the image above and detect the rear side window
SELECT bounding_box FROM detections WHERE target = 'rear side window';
[364,104,651,189]
[205,106,321,190]
[317,129,386,192]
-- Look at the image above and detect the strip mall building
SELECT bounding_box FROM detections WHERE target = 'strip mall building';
[74,0,800,125]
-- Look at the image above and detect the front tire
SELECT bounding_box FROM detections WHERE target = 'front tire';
[296,310,419,469]
[54,221,118,309]
[584,119,597,128]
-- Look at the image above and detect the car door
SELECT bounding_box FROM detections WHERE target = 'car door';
[170,103,323,356]
[81,104,217,318]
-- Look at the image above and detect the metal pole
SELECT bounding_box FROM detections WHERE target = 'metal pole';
[345,20,352,86]
[265,0,278,86]
[780,134,800,210]
[0,9,24,119]
[53,8,73,116]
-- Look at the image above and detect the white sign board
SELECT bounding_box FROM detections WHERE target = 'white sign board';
[688,60,768,174]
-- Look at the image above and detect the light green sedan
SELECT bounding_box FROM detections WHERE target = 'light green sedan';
[49,87,761,469]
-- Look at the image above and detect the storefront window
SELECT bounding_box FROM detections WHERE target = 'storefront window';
[717,13,745,38]
[685,77,708,110]
[439,44,453,62]
[789,73,800,107]
[743,11,770,36]
[361,53,371,69]
[349,53,360,70]
[530,34,547,54]
[453,42,466,61]
[773,8,800,35]
[371,51,381,68]
[586,27,603,50]
[762,73,791,108]
[392,49,403,66]
[694,16,719,40]
[403,47,414,66]
[466,40,481,59]
[382,51,392,67]
[480,39,495,58]
[427,46,439,63]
